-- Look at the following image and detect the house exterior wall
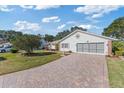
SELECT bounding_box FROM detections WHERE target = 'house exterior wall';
[59,31,111,55]
[50,44,56,50]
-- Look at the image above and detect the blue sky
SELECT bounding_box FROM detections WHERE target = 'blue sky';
[0,5,124,35]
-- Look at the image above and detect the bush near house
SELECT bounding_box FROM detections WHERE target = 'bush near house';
[112,41,124,56]
[115,51,124,56]
[10,48,18,53]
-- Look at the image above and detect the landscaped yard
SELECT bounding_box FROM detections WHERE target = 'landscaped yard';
[107,57,124,88]
[1,50,124,88]
[0,50,61,75]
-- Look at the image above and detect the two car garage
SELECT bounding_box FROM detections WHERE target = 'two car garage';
[77,42,104,54]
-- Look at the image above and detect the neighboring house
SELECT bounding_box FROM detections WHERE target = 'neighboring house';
[40,39,48,49]
[59,30,117,56]
[0,38,7,44]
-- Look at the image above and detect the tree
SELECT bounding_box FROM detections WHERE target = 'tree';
[55,30,70,40]
[0,30,23,41]
[5,30,23,41]
[102,17,124,40]
[55,26,87,40]
[11,34,41,54]
[102,17,124,55]
[70,26,87,32]
[44,34,54,42]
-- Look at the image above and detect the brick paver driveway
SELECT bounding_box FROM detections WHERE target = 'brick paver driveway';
[0,53,109,88]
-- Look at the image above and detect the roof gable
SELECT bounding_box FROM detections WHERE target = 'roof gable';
[59,30,117,43]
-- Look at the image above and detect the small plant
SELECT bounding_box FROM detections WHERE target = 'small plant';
[68,50,72,53]
[115,51,124,56]
[122,51,124,56]
[0,57,6,61]
[10,48,18,53]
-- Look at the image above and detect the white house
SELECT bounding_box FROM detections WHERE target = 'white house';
[59,30,117,55]
[48,40,60,50]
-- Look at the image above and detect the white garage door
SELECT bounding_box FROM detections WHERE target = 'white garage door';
[77,42,104,53]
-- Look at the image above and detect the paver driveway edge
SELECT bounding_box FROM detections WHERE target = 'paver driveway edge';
[0,53,109,88]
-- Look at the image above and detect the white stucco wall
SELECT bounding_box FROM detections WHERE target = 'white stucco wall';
[51,44,56,49]
[59,31,110,55]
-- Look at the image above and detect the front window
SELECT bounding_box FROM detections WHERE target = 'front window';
[61,43,69,48]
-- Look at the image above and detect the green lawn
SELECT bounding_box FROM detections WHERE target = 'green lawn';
[107,57,124,87]
[0,50,61,75]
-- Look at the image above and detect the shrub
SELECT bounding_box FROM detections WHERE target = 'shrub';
[68,50,72,53]
[115,51,124,56]
[112,41,124,55]
[10,48,18,53]
[0,57,6,61]
[122,51,124,56]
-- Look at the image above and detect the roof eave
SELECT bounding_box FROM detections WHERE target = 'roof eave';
[58,30,119,42]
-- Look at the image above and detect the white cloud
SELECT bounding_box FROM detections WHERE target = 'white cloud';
[13,21,41,34]
[35,5,60,10]
[79,24,92,29]
[0,5,13,12]
[54,19,61,22]
[66,21,77,24]
[42,16,60,23]
[19,5,60,10]
[20,5,34,9]
[74,5,122,18]
[57,21,77,30]
[79,24,100,29]
[57,24,66,30]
